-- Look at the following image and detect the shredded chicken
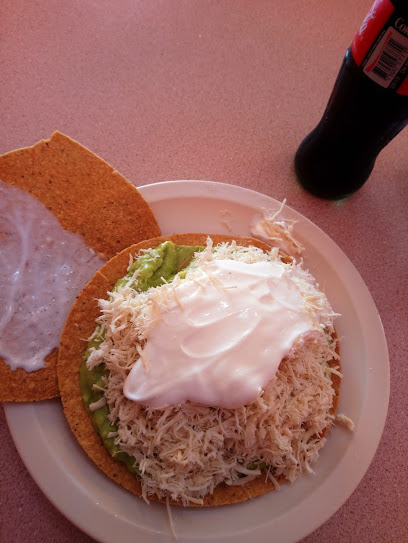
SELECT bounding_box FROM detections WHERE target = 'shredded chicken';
[250,199,304,257]
[335,413,355,431]
[86,241,344,506]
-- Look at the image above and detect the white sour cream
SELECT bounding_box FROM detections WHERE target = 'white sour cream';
[124,258,318,408]
[0,180,106,372]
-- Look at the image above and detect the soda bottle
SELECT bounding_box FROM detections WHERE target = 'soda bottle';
[294,0,408,199]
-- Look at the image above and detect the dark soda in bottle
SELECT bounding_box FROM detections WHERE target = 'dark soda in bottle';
[294,0,408,199]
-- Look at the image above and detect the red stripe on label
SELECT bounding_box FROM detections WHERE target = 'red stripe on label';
[397,74,408,95]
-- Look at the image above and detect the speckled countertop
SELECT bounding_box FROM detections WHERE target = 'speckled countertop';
[0,1,407,542]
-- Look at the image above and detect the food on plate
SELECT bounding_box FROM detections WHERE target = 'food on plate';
[0,132,160,401]
[58,233,342,506]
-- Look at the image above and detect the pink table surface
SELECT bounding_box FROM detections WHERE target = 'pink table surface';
[0,1,407,542]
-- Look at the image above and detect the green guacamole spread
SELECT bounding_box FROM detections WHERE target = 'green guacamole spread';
[79,241,203,473]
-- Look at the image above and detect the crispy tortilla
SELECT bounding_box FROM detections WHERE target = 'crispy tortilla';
[0,132,161,402]
[58,233,340,506]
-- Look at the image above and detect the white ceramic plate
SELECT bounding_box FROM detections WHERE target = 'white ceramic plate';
[5,181,389,543]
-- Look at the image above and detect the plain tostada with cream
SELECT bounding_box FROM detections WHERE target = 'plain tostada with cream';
[0,132,160,402]
[58,232,345,507]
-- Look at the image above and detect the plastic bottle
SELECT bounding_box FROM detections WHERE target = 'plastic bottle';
[294,0,408,199]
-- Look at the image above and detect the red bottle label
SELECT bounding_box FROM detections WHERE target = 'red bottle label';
[351,0,408,95]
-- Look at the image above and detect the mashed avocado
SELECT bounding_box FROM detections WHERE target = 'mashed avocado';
[80,241,203,473]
